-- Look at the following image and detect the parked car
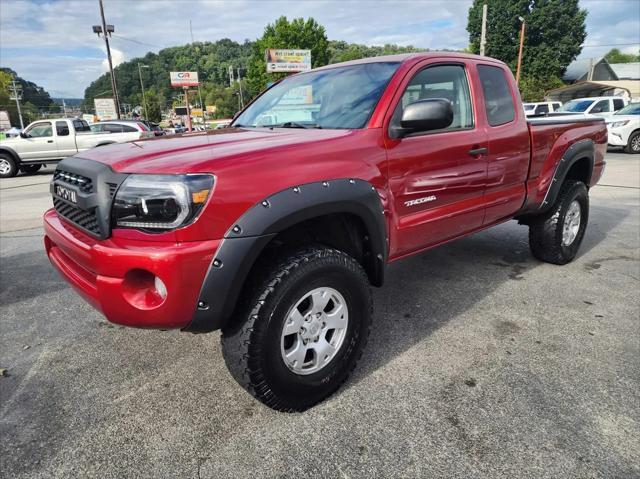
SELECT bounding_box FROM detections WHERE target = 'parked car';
[557,96,628,117]
[605,102,640,153]
[44,53,606,411]
[523,101,562,116]
[91,120,155,140]
[0,118,142,178]
[113,119,165,136]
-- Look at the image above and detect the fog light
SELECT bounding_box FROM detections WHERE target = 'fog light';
[154,276,167,299]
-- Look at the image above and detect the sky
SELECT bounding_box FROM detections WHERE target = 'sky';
[0,0,639,98]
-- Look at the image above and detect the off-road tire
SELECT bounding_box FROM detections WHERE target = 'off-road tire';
[0,154,18,178]
[221,247,372,412]
[624,131,640,154]
[529,180,589,265]
[20,164,42,175]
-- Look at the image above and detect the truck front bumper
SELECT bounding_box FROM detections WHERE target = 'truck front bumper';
[44,208,220,330]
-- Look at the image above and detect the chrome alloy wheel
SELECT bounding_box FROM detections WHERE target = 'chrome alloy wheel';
[0,158,11,176]
[280,287,349,375]
[562,200,581,246]
[631,135,640,152]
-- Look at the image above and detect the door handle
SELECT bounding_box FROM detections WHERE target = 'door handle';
[47,140,54,143]
[468,147,488,156]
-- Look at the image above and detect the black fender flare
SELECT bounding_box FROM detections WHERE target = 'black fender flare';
[0,146,21,165]
[185,178,387,333]
[539,139,594,213]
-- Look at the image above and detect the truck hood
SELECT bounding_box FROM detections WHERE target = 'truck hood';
[75,127,355,174]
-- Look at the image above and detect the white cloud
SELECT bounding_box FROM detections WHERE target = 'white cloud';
[102,48,125,71]
[0,0,638,97]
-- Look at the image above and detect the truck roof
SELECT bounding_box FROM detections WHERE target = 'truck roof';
[313,51,507,72]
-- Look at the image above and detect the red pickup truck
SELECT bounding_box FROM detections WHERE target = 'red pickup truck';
[44,53,606,411]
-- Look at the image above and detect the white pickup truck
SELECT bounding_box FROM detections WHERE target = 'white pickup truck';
[0,118,149,178]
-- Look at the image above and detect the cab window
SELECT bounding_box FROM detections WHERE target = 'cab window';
[591,100,610,113]
[25,122,53,138]
[392,64,474,132]
[56,121,70,136]
[613,98,625,111]
[536,104,549,115]
[477,65,516,126]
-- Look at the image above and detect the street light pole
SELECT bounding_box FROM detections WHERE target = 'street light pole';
[515,16,526,85]
[138,63,149,120]
[480,4,488,56]
[94,0,121,118]
[11,79,24,129]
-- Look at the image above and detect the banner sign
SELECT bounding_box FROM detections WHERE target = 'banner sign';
[170,71,199,87]
[266,49,311,73]
[94,98,117,120]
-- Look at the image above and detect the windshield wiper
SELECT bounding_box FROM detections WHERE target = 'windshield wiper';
[276,122,322,129]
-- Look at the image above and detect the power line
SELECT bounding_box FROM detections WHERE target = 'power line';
[111,34,162,49]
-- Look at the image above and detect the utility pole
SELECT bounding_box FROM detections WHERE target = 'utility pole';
[138,63,149,120]
[480,4,488,56]
[237,67,245,109]
[94,0,121,118]
[189,20,205,122]
[515,16,526,85]
[10,79,24,129]
[62,99,68,117]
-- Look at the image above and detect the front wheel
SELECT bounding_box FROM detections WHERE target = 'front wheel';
[0,154,18,178]
[221,247,372,412]
[528,180,589,265]
[625,131,640,154]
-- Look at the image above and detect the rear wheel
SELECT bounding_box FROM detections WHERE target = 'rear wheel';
[0,154,18,179]
[528,180,589,265]
[19,164,42,175]
[221,247,372,412]
[625,131,640,154]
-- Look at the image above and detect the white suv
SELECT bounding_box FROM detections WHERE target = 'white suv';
[606,103,640,153]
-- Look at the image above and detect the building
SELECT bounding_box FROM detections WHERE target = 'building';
[545,57,640,103]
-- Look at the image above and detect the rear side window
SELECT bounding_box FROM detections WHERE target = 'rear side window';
[613,98,625,111]
[102,123,124,133]
[477,65,516,126]
[536,104,549,115]
[121,124,138,132]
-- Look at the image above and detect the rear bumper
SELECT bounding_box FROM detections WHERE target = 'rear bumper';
[43,209,220,329]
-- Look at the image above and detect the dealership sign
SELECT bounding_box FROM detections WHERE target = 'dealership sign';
[170,71,199,87]
[266,49,311,73]
[94,98,117,120]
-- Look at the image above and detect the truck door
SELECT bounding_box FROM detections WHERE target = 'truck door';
[477,64,530,225]
[18,121,58,160]
[55,120,76,157]
[385,62,488,258]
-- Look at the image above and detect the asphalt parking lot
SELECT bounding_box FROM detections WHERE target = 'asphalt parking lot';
[0,153,638,479]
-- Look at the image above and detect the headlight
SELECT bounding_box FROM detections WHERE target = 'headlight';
[112,174,214,231]
[609,120,629,128]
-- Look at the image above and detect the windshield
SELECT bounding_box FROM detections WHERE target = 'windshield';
[615,103,640,115]
[559,99,595,112]
[233,62,400,129]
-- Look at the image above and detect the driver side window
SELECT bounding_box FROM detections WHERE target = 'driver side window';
[592,100,610,113]
[26,122,53,138]
[392,64,474,132]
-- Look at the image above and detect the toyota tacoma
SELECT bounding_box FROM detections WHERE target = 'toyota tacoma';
[43,53,607,411]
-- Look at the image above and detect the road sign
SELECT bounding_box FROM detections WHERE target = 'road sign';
[266,49,311,73]
[170,71,199,87]
[94,98,117,120]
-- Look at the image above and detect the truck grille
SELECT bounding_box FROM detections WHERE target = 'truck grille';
[53,198,101,235]
[53,169,94,193]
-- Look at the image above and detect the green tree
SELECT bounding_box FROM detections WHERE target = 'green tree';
[604,48,640,63]
[246,16,329,97]
[467,0,587,100]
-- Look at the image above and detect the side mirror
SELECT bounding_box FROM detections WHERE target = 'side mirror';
[391,99,454,138]
[19,132,28,138]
